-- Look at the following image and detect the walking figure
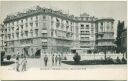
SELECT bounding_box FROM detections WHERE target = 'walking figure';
[22,58,27,71]
[58,55,62,66]
[16,54,20,72]
[44,55,48,66]
[16,60,20,72]
[55,55,58,66]
[52,54,55,66]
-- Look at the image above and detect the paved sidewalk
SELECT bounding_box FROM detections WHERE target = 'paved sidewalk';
[0,58,127,72]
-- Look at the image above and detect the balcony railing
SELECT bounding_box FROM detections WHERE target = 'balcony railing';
[41,29,47,33]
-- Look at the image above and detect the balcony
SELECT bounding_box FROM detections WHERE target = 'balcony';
[41,30,47,33]
[97,37,115,41]
[97,43,115,47]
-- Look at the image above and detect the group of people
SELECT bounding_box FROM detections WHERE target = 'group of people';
[43,54,62,67]
[16,54,27,72]
[15,53,63,72]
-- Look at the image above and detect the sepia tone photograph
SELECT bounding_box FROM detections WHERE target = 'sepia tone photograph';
[0,1,127,79]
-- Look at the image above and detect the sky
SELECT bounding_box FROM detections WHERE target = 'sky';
[0,1,127,23]
[0,1,127,37]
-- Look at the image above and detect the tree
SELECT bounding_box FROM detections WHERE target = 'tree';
[115,21,124,53]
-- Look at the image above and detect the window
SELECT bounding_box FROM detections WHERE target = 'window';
[31,17,33,20]
[66,21,69,24]
[42,33,47,37]
[21,25,23,29]
[81,31,90,35]
[81,24,84,29]
[8,35,11,39]
[11,48,14,52]
[36,23,38,27]
[35,29,38,36]
[56,18,60,28]
[12,33,14,38]
[61,23,64,29]
[30,31,33,37]
[100,26,103,31]
[42,42,47,48]
[42,23,47,30]
[25,31,28,37]
[12,22,14,25]
[16,33,19,38]
[26,18,28,21]
[12,27,14,31]
[31,40,33,44]
[51,20,54,25]
[101,22,103,25]
[25,23,28,27]
[30,23,33,27]
[107,22,109,29]
[36,16,38,20]
[86,25,89,29]
[91,24,93,27]
[21,20,23,23]
[66,25,69,30]
[71,26,73,31]
[51,30,54,36]
[85,37,89,40]
[43,16,46,20]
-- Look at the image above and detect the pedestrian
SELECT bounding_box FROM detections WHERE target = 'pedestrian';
[16,53,19,61]
[44,55,48,66]
[16,53,20,72]
[52,54,55,66]
[55,55,58,66]
[58,55,62,66]
[16,60,20,72]
[22,57,27,71]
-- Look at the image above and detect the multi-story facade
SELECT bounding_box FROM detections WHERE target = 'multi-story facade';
[95,18,115,52]
[0,24,5,52]
[3,6,115,57]
[77,13,97,53]
[3,6,80,57]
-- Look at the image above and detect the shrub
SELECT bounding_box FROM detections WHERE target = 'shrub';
[116,57,121,64]
[64,56,67,60]
[73,52,81,64]
[7,55,11,60]
[105,57,114,64]
[121,57,127,64]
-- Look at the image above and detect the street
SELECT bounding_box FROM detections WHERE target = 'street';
[0,58,127,71]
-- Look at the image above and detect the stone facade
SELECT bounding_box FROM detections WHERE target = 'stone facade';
[95,18,115,52]
[3,6,115,56]
[0,24,5,52]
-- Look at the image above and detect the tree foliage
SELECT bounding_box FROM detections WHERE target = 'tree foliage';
[115,21,125,53]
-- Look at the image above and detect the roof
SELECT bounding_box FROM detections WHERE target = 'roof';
[96,17,114,21]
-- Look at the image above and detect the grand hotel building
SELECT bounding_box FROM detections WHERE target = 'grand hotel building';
[3,6,115,57]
